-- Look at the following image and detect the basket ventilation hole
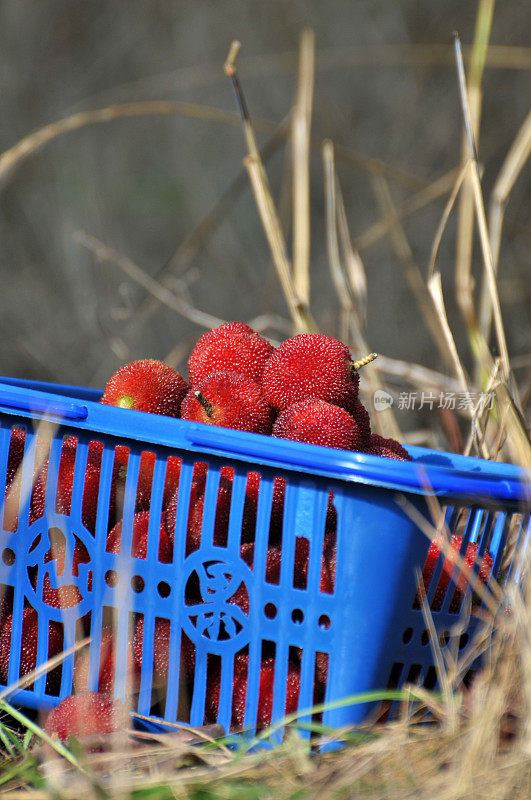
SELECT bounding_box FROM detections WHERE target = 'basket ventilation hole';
[424,666,437,690]
[2,548,15,566]
[291,609,304,624]
[264,603,277,619]
[131,576,145,593]
[318,614,331,630]
[405,664,422,685]
[420,630,430,646]
[459,633,469,650]
[105,569,119,588]
[402,627,413,644]
[158,581,171,598]
[439,630,450,647]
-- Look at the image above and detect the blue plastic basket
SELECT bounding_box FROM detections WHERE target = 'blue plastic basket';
[0,376,529,741]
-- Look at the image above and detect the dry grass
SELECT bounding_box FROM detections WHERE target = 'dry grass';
[0,8,530,799]
[0,608,528,799]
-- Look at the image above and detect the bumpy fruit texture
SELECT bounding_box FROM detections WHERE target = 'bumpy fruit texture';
[44,691,129,742]
[272,399,363,451]
[106,511,173,563]
[181,372,274,435]
[261,334,360,412]
[163,464,231,553]
[163,462,208,549]
[40,533,91,609]
[188,323,274,386]
[205,653,301,731]
[0,607,63,692]
[0,595,10,636]
[236,470,286,545]
[189,322,255,356]
[101,359,188,416]
[112,448,181,516]
[228,543,283,614]
[229,534,336,619]
[164,464,257,554]
[291,534,336,594]
[323,531,337,590]
[347,398,372,449]
[3,427,48,533]
[368,434,411,461]
[185,469,232,551]
[31,439,113,535]
[419,534,494,612]
[132,617,195,680]
[5,427,26,489]
[74,626,139,694]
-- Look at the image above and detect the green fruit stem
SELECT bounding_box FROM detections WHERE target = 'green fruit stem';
[351,352,378,374]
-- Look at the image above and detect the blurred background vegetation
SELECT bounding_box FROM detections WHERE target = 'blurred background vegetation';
[0,0,529,446]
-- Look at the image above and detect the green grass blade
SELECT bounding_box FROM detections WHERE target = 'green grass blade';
[234,687,426,756]
[0,722,16,756]
[0,699,86,773]
[22,727,33,750]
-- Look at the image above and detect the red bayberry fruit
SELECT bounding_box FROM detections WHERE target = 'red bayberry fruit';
[39,532,91,609]
[346,398,371,449]
[191,323,255,356]
[31,439,112,535]
[267,477,288,543]
[230,535,335,617]
[367,434,410,461]
[181,372,273,435]
[3,427,29,532]
[106,511,173,563]
[44,691,129,742]
[228,543,283,614]
[199,467,258,547]
[112,447,181,515]
[0,607,63,692]
[239,656,300,730]
[238,471,288,544]
[74,627,139,694]
[205,654,300,731]
[272,399,364,451]
[261,334,364,412]
[291,534,336,594]
[5,427,26,489]
[132,617,195,680]
[163,464,229,553]
[101,359,188,416]
[163,463,209,549]
[323,530,337,591]
[188,323,274,387]
[164,465,256,554]
[419,534,493,612]
[0,595,10,636]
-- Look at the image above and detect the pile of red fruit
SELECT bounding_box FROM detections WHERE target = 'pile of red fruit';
[417,534,493,613]
[0,324,489,741]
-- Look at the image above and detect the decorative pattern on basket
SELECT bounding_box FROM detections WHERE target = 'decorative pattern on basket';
[183,555,252,649]
[0,376,529,738]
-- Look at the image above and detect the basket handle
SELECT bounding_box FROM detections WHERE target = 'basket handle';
[0,386,88,420]
[185,424,351,474]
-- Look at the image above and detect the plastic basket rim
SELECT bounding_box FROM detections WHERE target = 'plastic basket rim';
[0,375,529,504]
